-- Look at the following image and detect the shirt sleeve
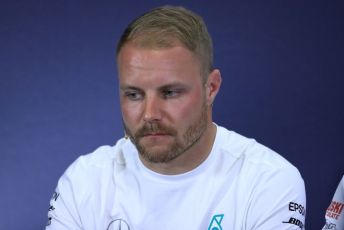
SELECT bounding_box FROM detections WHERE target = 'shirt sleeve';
[246,166,306,230]
[46,161,84,230]
[322,175,344,230]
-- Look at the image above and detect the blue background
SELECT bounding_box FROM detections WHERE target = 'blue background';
[1,1,343,229]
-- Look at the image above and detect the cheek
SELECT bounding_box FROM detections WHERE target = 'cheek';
[167,93,205,124]
[121,101,142,126]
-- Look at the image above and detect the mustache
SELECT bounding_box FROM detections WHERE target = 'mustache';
[134,123,176,139]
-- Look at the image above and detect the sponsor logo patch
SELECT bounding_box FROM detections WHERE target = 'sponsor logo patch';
[289,202,306,216]
[282,217,304,229]
[46,191,60,226]
[208,214,224,230]
[107,219,130,230]
[323,220,337,230]
[326,201,344,220]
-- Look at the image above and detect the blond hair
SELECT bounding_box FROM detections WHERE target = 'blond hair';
[116,6,213,82]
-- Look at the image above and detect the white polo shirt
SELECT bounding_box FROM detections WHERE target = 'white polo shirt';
[46,125,306,229]
[323,176,344,230]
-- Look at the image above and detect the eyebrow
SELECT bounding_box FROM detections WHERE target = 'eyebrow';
[158,83,189,91]
[120,85,141,91]
[120,82,190,91]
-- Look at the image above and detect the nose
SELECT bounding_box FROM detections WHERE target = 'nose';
[143,95,162,122]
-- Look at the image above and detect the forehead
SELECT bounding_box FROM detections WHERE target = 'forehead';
[118,42,198,67]
[117,43,202,85]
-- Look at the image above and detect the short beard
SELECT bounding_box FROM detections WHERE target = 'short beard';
[123,103,208,164]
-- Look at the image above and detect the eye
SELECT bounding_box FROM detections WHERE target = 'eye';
[162,89,180,98]
[124,90,143,101]
[163,89,178,97]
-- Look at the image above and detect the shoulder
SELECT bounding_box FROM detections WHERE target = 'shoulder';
[57,138,132,192]
[65,145,115,178]
[67,138,128,172]
[215,126,306,228]
[216,125,301,175]
[215,125,305,203]
[47,139,129,228]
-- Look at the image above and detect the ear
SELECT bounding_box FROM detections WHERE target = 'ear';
[205,69,222,106]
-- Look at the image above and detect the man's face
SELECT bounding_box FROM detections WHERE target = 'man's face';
[117,43,211,164]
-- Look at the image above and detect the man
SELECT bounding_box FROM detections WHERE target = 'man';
[322,176,344,230]
[47,6,306,229]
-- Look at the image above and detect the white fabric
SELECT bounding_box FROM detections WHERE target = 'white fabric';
[46,126,306,229]
[322,176,344,230]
